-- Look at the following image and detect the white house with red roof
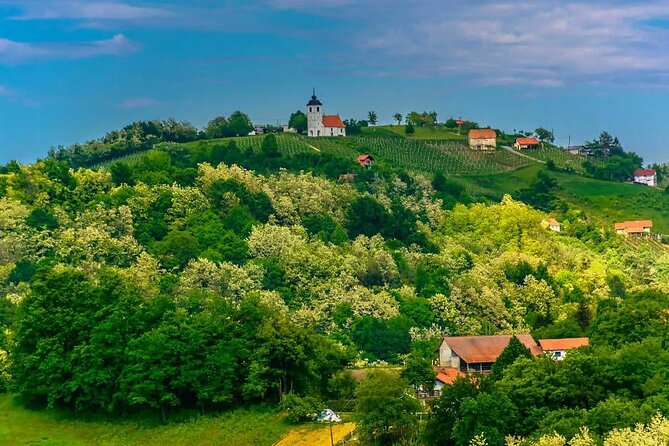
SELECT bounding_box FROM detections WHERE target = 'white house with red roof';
[633,168,657,187]
[306,90,346,137]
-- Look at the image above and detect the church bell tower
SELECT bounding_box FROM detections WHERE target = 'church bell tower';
[307,89,323,137]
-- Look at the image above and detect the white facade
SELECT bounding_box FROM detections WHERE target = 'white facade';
[306,91,346,138]
[634,173,657,187]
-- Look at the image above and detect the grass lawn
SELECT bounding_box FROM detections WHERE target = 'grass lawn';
[0,395,290,446]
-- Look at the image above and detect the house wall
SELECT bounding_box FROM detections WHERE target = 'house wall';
[438,340,461,369]
[307,105,323,137]
[634,175,657,187]
[469,138,496,150]
[324,126,346,137]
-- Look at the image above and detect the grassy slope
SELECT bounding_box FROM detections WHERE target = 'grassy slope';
[0,396,290,446]
[365,124,467,141]
[469,164,669,233]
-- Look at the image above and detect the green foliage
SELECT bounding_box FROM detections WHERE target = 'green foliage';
[405,123,415,134]
[352,316,412,362]
[288,111,307,133]
[25,207,58,230]
[280,393,321,424]
[401,352,435,391]
[490,336,533,380]
[355,371,421,445]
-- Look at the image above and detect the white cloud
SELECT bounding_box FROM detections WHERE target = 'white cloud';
[118,97,159,109]
[0,34,137,64]
[4,1,172,20]
[265,0,669,87]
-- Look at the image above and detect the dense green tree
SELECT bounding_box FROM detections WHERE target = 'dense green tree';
[25,208,58,231]
[346,196,390,238]
[356,371,421,445]
[490,336,533,380]
[393,113,403,125]
[288,111,307,133]
[367,111,378,126]
[205,116,229,139]
[226,111,253,137]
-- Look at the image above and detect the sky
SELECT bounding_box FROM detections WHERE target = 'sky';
[0,0,668,164]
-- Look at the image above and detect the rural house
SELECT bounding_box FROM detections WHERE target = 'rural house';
[633,168,657,187]
[541,218,561,232]
[614,220,653,236]
[566,145,587,155]
[437,334,542,372]
[307,90,346,137]
[468,128,497,151]
[514,137,540,150]
[432,368,465,397]
[538,338,589,361]
[356,154,374,168]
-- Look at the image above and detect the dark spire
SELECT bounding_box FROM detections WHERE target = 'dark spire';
[307,89,322,106]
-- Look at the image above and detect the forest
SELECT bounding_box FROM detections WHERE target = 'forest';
[1,132,668,445]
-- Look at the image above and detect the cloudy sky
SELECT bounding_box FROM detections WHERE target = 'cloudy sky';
[1,0,668,163]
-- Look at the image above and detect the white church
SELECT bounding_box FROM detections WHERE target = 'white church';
[307,90,346,137]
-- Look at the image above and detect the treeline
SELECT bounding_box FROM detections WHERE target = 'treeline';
[48,112,260,168]
[11,267,348,421]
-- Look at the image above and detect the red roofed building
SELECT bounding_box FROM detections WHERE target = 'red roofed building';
[614,220,653,236]
[633,168,657,187]
[539,338,589,360]
[468,128,497,151]
[356,154,374,168]
[438,334,542,373]
[306,90,346,137]
[514,137,541,150]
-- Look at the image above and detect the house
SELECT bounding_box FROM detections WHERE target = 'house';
[541,218,561,232]
[614,220,653,236]
[433,368,465,396]
[282,125,298,134]
[633,169,657,187]
[455,119,467,127]
[539,338,589,361]
[307,90,346,137]
[356,154,374,168]
[468,129,497,151]
[566,145,587,155]
[437,334,543,372]
[514,137,540,150]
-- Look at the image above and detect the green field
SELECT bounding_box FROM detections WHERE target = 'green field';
[0,396,290,446]
[363,124,467,141]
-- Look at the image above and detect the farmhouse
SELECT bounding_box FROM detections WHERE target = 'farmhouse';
[539,338,589,361]
[437,334,542,372]
[433,368,465,396]
[566,145,587,155]
[306,90,346,137]
[468,128,497,151]
[356,154,374,168]
[614,220,653,236]
[514,137,540,150]
[541,218,561,232]
[633,168,657,187]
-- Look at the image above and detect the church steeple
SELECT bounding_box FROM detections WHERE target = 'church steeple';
[307,88,322,106]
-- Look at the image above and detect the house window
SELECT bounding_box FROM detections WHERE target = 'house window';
[330,130,334,136]
[317,107,320,112]
[309,107,312,113]
[317,130,321,136]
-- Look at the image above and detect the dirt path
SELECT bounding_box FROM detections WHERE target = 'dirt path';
[306,143,321,153]
[503,145,545,163]
[274,422,356,446]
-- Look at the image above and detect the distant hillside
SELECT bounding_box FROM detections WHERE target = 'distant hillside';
[93,132,667,234]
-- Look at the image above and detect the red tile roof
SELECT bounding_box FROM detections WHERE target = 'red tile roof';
[455,119,466,125]
[436,367,464,385]
[357,154,372,162]
[615,220,653,233]
[634,169,656,177]
[441,334,542,364]
[516,137,540,145]
[322,115,345,128]
[539,338,589,351]
[468,128,496,140]
[547,218,559,226]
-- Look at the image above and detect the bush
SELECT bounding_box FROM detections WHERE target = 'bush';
[280,393,322,424]
[405,123,415,134]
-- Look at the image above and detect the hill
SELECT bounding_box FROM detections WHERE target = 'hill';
[96,133,667,233]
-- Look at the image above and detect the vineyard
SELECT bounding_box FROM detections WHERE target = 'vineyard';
[93,133,599,182]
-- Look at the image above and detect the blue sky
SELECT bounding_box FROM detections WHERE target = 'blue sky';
[1,0,669,164]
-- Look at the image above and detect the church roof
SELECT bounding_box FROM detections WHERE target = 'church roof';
[307,90,322,106]
[323,115,345,128]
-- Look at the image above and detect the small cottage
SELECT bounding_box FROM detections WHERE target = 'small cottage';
[514,137,540,150]
[356,154,374,168]
[541,218,561,232]
[468,129,497,151]
[614,220,653,236]
[433,368,465,396]
[437,334,542,372]
[539,338,589,361]
[633,169,657,187]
